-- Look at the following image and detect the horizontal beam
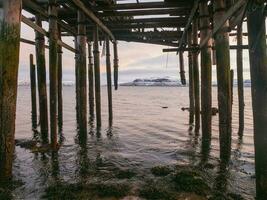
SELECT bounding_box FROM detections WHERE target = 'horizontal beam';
[96,1,192,10]
[70,0,116,42]
[162,45,249,52]
[22,0,76,35]
[199,0,246,49]
[22,15,76,53]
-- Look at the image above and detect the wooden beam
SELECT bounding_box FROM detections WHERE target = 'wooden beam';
[199,0,246,49]
[97,1,191,10]
[162,45,249,52]
[70,0,115,42]
[22,0,76,35]
[22,15,76,53]
[178,0,200,50]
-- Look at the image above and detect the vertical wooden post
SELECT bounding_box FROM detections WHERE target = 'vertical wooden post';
[199,1,212,140]
[179,51,186,85]
[88,41,95,118]
[77,11,87,133]
[35,15,49,143]
[30,54,37,129]
[213,0,232,161]
[106,37,113,125]
[113,42,119,90]
[230,69,234,107]
[58,26,63,130]
[48,0,58,149]
[93,26,101,127]
[247,2,267,199]
[75,37,80,122]
[192,19,200,133]
[236,23,244,136]
[0,0,22,180]
[187,28,195,125]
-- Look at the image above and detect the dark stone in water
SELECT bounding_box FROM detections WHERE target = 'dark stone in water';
[151,166,172,176]
[139,181,176,200]
[162,106,168,109]
[172,170,210,196]
[15,139,37,149]
[115,169,136,179]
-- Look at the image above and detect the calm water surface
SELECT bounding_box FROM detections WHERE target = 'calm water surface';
[13,86,255,199]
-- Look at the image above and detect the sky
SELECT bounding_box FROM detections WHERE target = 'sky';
[18,9,253,85]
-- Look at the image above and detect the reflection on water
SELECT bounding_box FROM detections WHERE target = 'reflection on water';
[12,86,255,199]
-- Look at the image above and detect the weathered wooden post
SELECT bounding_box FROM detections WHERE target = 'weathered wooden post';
[75,37,80,122]
[192,19,200,133]
[230,69,234,107]
[213,0,232,161]
[30,54,37,129]
[88,41,95,118]
[0,0,22,180]
[179,51,186,85]
[93,26,101,127]
[236,23,244,136]
[247,1,267,199]
[106,36,113,124]
[187,28,195,125]
[48,0,58,149]
[77,11,87,133]
[199,1,212,140]
[35,15,49,143]
[113,41,119,90]
[58,26,63,130]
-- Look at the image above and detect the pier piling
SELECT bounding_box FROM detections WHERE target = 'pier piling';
[0,0,22,180]
[199,1,212,140]
[77,11,87,133]
[236,23,244,137]
[179,51,186,85]
[93,26,101,127]
[30,54,37,129]
[48,0,58,149]
[192,19,200,133]
[106,37,113,125]
[187,28,195,126]
[113,42,119,90]
[58,26,63,130]
[247,1,267,198]
[213,0,232,161]
[88,41,95,118]
[35,15,49,143]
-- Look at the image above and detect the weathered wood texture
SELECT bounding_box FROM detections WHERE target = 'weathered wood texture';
[199,1,212,140]
[48,0,58,149]
[247,1,267,199]
[0,0,22,180]
[58,26,63,130]
[77,11,87,133]
[113,42,119,90]
[35,15,49,143]
[179,51,186,85]
[236,23,244,136]
[214,0,232,162]
[93,26,101,127]
[106,37,113,125]
[187,28,194,125]
[88,42,95,118]
[192,19,200,133]
[30,54,37,129]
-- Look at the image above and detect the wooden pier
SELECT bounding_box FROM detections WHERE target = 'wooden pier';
[0,0,267,198]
